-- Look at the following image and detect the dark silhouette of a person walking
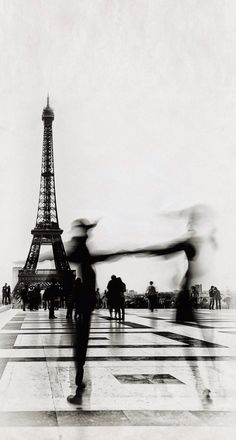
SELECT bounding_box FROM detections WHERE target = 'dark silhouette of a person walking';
[66,219,97,403]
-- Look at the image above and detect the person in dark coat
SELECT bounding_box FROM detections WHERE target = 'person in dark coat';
[107,275,118,319]
[47,280,60,319]
[66,220,97,403]
[115,277,126,321]
[145,281,158,312]
[21,284,29,311]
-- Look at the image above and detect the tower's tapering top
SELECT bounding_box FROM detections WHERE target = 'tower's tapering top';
[42,95,54,121]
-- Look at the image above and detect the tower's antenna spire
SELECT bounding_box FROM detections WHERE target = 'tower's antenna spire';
[47,93,49,107]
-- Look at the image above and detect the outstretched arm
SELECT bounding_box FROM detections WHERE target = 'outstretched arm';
[121,240,196,260]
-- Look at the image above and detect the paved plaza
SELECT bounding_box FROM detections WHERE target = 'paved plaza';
[0,306,236,439]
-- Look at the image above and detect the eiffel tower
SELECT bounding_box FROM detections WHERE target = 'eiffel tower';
[15,97,75,292]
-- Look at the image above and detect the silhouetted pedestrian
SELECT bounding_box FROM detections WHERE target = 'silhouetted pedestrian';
[215,287,221,310]
[107,275,117,319]
[145,281,158,312]
[115,277,126,321]
[2,283,7,304]
[21,284,28,311]
[209,286,215,310]
[47,280,59,319]
[66,220,97,403]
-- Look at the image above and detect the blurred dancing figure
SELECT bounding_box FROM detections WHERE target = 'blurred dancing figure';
[129,204,217,402]
[66,220,97,403]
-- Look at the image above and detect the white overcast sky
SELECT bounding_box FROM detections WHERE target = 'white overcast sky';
[0,0,236,292]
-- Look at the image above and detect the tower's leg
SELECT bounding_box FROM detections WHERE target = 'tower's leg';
[24,238,41,271]
[52,236,70,271]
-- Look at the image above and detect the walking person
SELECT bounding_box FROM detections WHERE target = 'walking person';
[209,286,215,310]
[43,287,49,310]
[95,288,101,309]
[21,284,28,311]
[65,220,97,403]
[107,275,117,319]
[64,275,75,320]
[191,286,199,309]
[47,280,59,319]
[145,281,158,312]
[6,285,11,304]
[28,287,34,311]
[115,277,126,321]
[101,290,108,309]
[2,283,7,305]
[215,287,221,310]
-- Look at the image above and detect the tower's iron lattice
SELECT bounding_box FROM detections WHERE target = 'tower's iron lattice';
[15,97,75,292]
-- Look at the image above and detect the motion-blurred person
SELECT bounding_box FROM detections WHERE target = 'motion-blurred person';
[66,281,75,320]
[39,218,133,403]
[215,287,221,310]
[43,287,49,310]
[101,290,108,309]
[145,281,158,312]
[73,277,84,320]
[209,286,215,310]
[65,220,97,403]
[129,204,217,402]
[21,284,29,311]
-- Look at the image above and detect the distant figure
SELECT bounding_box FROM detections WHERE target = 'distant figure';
[191,286,199,309]
[107,275,117,319]
[2,283,8,304]
[47,280,59,319]
[33,284,41,310]
[209,286,215,310]
[215,287,221,310]
[107,275,116,319]
[28,287,35,311]
[43,287,49,310]
[115,277,126,321]
[21,284,28,311]
[101,290,108,309]
[95,288,101,309]
[6,285,11,304]
[145,281,158,312]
